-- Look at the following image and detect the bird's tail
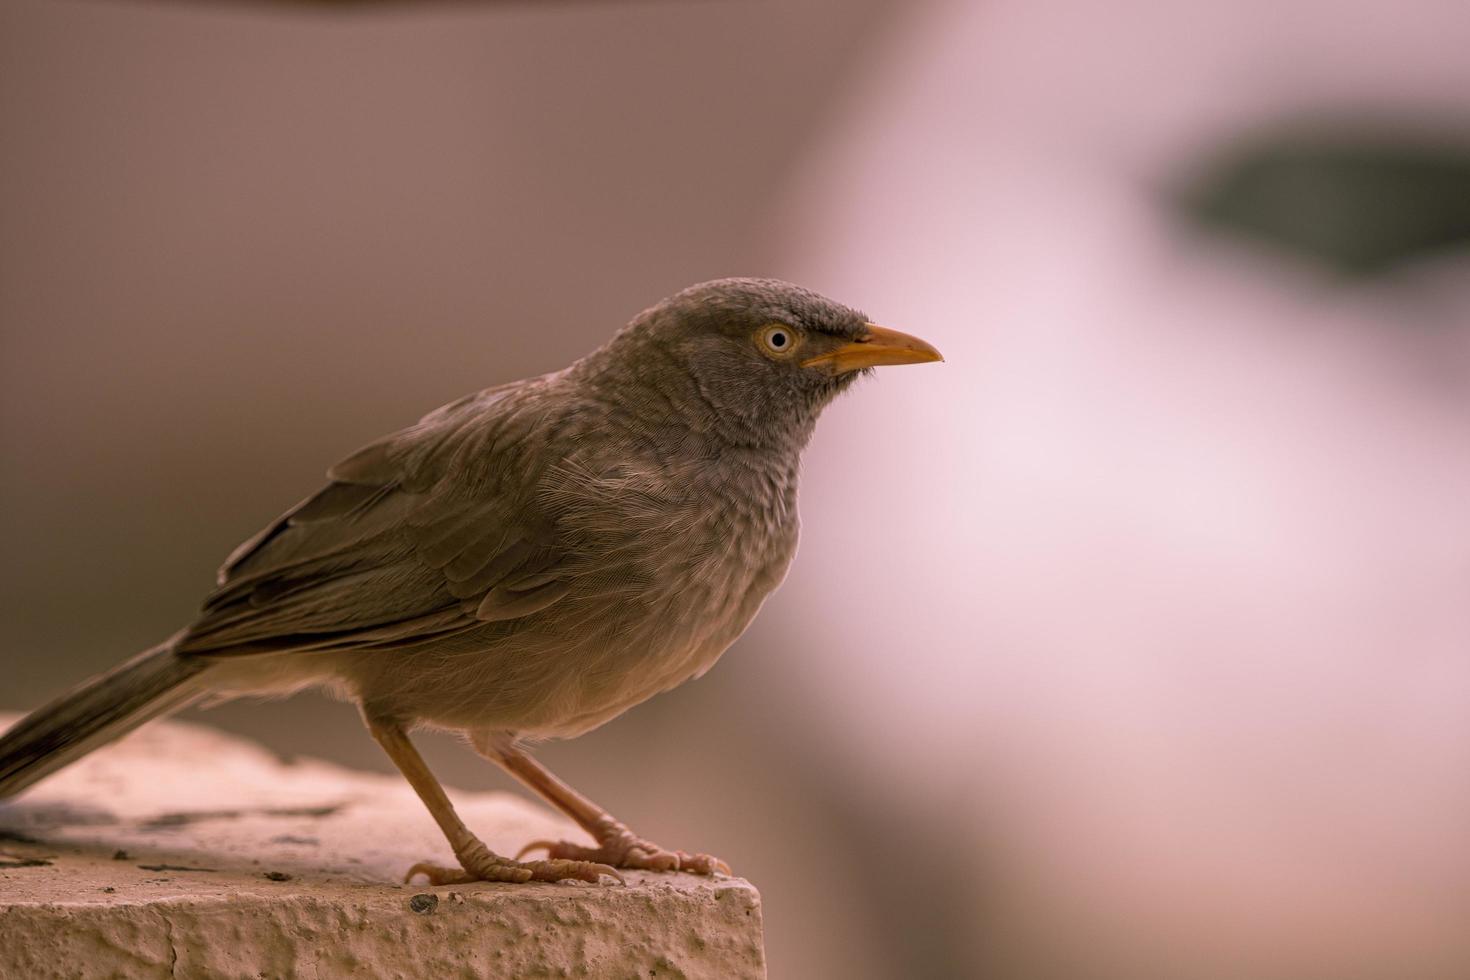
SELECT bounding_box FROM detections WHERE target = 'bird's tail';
[0,636,210,798]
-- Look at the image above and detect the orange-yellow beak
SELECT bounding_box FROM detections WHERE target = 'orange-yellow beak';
[801,323,944,374]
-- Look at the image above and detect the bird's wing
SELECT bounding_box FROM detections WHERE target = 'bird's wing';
[177,383,579,657]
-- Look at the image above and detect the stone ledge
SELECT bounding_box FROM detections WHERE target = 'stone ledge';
[0,713,765,979]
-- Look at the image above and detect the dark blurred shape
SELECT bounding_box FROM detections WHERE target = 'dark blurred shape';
[1182,125,1470,277]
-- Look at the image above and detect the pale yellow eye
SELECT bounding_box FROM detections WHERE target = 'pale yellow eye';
[758,324,798,357]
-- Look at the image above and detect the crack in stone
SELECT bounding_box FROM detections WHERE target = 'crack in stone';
[0,854,53,868]
[140,803,346,830]
[137,863,218,873]
[156,909,179,979]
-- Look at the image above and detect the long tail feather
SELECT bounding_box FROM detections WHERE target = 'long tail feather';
[0,636,209,798]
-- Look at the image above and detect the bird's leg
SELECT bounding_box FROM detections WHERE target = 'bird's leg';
[473,736,731,876]
[362,712,622,886]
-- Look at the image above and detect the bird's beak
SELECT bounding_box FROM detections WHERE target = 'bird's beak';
[801,323,944,374]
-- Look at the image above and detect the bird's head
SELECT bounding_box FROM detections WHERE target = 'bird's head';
[584,278,942,450]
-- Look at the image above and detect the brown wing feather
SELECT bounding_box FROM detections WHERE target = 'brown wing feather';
[179,381,577,656]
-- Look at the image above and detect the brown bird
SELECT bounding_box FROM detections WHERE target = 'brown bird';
[0,278,942,885]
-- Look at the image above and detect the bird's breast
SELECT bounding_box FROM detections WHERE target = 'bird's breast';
[535,453,801,735]
[631,475,798,655]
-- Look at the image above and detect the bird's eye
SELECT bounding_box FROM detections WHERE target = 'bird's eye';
[758,324,798,357]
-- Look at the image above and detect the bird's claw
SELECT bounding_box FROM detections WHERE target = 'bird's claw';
[515,839,558,861]
[516,832,731,876]
[405,860,482,886]
[522,858,625,885]
[405,840,624,886]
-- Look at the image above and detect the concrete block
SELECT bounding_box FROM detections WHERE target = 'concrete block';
[0,713,765,979]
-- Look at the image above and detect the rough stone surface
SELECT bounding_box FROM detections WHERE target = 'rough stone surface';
[0,714,765,979]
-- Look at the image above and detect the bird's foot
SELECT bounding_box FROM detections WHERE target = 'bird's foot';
[405,838,624,886]
[516,817,731,875]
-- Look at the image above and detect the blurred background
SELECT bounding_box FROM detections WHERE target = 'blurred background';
[3,0,1469,977]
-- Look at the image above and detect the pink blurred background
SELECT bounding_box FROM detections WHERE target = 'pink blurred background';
[3,1,1469,977]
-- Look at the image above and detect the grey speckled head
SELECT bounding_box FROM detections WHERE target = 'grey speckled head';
[579,277,936,451]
